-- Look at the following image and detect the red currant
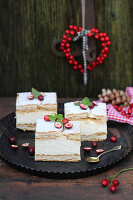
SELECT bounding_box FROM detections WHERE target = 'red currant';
[128,108,132,114]
[70,31,75,35]
[107,41,111,46]
[74,61,78,65]
[101,179,108,187]
[62,35,67,39]
[8,136,16,144]
[62,118,69,125]
[117,107,123,112]
[100,37,105,42]
[121,111,126,116]
[113,179,120,186]
[91,28,95,33]
[69,25,73,29]
[92,141,97,147]
[88,33,92,37]
[113,105,118,109]
[126,113,130,119]
[28,147,35,156]
[110,185,116,193]
[67,37,72,42]
[80,69,84,73]
[130,103,133,108]
[73,66,78,70]
[110,136,117,143]
[105,36,110,41]
[65,30,70,34]
[44,115,50,121]
[38,95,44,101]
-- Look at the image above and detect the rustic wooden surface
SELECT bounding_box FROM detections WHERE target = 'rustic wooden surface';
[0,98,133,200]
[0,0,133,98]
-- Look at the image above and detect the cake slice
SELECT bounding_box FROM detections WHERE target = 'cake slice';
[35,119,81,162]
[64,101,107,141]
[16,91,57,131]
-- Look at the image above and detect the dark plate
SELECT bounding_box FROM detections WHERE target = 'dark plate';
[0,112,133,179]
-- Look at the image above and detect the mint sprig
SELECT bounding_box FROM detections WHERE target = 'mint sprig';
[74,97,92,107]
[49,114,64,124]
[32,88,42,99]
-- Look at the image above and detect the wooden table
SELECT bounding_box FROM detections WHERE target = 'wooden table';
[0,98,133,200]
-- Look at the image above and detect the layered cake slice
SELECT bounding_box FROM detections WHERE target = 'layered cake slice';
[16,89,57,131]
[64,98,107,141]
[35,119,81,162]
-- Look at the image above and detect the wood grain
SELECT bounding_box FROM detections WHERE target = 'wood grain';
[0,98,133,200]
[0,0,132,98]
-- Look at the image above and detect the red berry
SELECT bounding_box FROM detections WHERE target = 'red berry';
[128,108,132,114]
[93,101,98,106]
[101,179,109,187]
[66,48,71,52]
[73,26,77,30]
[80,69,84,73]
[73,66,78,70]
[69,55,74,60]
[107,41,111,46]
[89,102,95,109]
[62,39,66,43]
[126,113,130,119]
[130,103,133,108]
[78,64,82,69]
[94,35,99,39]
[96,57,100,61]
[65,53,70,57]
[63,49,67,54]
[121,111,126,116]
[87,66,93,71]
[110,185,116,193]
[11,144,18,150]
[78,26,82,31]
[113,105,118,109]
[65,30,70,34]
[99,60,103,64]
[28,147,35,156]
[95,29,99,34]
[103,33,107,37]
[110,136,117,143]
[92,62,96,67]
[88,33,92,37]
[44,115,50,121]
[66,43,70,48]
[103,54,107,58]
[91,28,95,33]
[100,37,105,42]
[54,122,62,129]
[61,43,65,47]
[60,47,64,50]
[69,60,73,64]
[27,93,34,100]
[96,149,104,154]
[70,31,75,35]
[67,37,72,42]
[117,107,123,112]
[80,104,88,110]
[22,143,29,148]
[99,33,103,37]
[74,61,78,65]
[105,36,110,41]
[64,122,73,129]
[62,118,69,125]
[38,95,44,101]
[8,136,16,144]
[113,179,120,186]
[69,25,73,29]
[104,47,109,52]
[62,35,67,39]
[83,147,92,152]
[101,43,105,47]
[92,142,97,147]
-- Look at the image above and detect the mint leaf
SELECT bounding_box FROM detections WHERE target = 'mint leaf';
[57,114,63,120]
[32,88,42,99]
[49,115,57,121]
[88,102,92,106]
[74,102,81,106]
[81,97,92,106]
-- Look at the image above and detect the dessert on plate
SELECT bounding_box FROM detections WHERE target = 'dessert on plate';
[64,97,107,141]
[16,88,57,131]
[35,115,81,162]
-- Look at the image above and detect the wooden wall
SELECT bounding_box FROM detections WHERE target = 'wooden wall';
[0,0,133,97]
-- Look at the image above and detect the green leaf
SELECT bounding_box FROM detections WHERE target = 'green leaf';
[81,97,92,106]
[32,88,42,99]
[74,102,81,106]
[49,115,57,121]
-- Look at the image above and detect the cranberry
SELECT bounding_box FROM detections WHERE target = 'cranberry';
[110,185,116,193]
[54,122,62,129]
[8,136,16,144]
[64,122,73,129]
[28,147,35,156]
[38,95,44,101]
[126,113,130,119]
[110,136,117,143]
[113,104,118,110]
[62,118,69,125]
[117,107,123,112]
[11,144,18,149]
[128,108,132,114]
[101,179,109,187]
[83,147,92,152]
[44,115,50,121]
[96,149,104,154]
[113,179,120,186]
[121,111,126,116]
[92,142,97,148]
[80,104,88,110]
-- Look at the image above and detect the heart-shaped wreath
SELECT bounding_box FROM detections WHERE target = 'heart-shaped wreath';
[60,25,111,73]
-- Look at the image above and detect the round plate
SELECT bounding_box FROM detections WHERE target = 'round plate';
[0,112,133,178]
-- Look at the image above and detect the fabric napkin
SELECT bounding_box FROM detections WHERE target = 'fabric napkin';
[107,87,133,126]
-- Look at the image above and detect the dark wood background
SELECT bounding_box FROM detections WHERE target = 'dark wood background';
[0,0,133,98]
